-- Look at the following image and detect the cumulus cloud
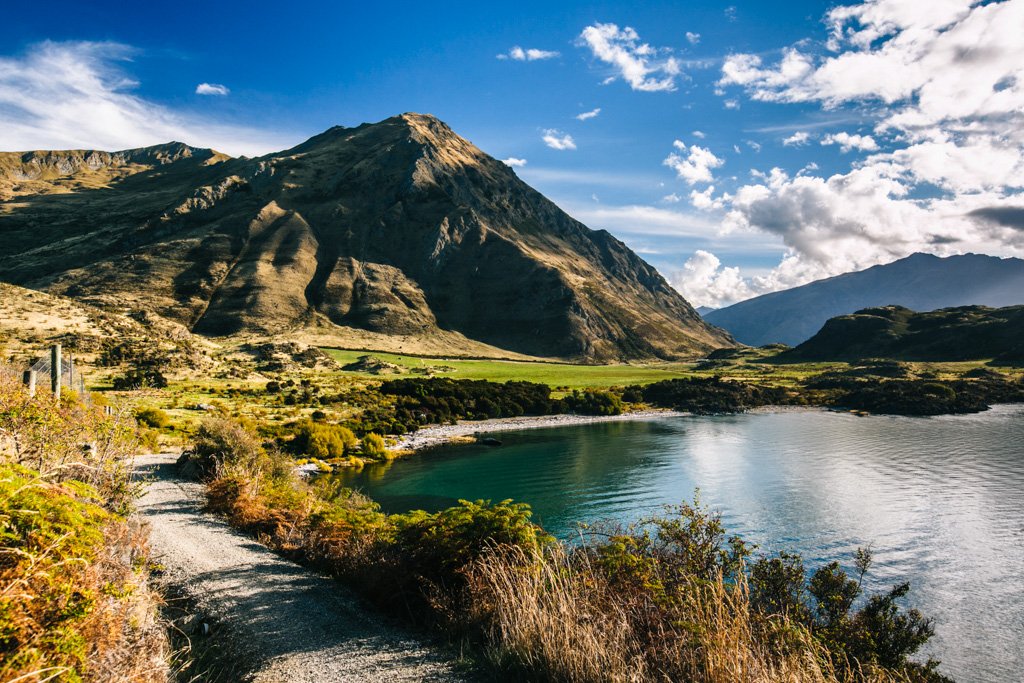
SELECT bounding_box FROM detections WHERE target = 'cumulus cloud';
[195,82,229,96]
[709,0,1024,297]
[502,157,527,167]
[542,129,576,150]
[821,131,878,152]
[499,46,560,61]
[670,250,754,308]
[664,141,724,185]
[686,32,701,45]
[692,130,706,139]
[689,185,730,211]
[0,41,291,156]
[782,131,810,146]
[578,23,682,92]
[576,107,601,121]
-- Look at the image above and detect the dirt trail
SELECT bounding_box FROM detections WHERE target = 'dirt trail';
[134,453,467,682]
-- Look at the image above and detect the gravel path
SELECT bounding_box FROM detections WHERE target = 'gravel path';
[134,453,468,682]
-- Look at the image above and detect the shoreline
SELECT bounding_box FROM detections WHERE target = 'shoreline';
[390,409,690,452]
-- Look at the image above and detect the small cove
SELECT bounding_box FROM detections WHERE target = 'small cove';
[336,406,1024,681]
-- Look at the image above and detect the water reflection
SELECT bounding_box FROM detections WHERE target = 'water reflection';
[334,405,1024,682]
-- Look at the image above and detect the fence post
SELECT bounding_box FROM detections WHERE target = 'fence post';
[23,370,37,397]
[50,343,62,399]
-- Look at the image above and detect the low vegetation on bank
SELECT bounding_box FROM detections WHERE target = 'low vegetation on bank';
[182,417,952,683]
[0,373,169,682]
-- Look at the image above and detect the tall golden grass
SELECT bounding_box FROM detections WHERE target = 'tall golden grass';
[468,545,904,683]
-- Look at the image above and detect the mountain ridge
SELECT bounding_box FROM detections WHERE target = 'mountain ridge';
[705,253,1024,347]
[0,113,731,361]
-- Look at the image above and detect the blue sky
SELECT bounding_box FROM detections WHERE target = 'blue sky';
[2,0,1022,307]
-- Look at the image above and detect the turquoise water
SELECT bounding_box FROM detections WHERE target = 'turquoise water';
[335,406,1024,681]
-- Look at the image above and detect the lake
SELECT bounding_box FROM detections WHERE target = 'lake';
[335,405,1024,682]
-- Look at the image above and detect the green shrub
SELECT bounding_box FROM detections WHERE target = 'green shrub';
[290,420,359,458]
[135,406,170,429]
[360,433,387,458]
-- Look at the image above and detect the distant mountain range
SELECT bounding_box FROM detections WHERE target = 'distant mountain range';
[0,113,731,361]
[782,305,1024,363]
[704,253,1024,346]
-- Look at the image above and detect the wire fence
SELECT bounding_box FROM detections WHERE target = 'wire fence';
[9,345,90,403]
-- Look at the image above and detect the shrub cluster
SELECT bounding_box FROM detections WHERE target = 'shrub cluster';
[0,373,168,681]
[806,375,1024,415]
[638,377,793,414]
[379,378,559,423]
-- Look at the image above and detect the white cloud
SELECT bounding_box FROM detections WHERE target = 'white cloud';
[685,32,701,45]
[689,185,730,211]
[499,46,560,61]
[195,82,229,96]
[782,131,810,146]
[670,250,754,308]
[578,23,682,92]
[709,0,1024,296]
[502,157,527,167]
[692,130,706,139]
[821,131,878,152]
[569,203,721,237]
[662,192,682,203]
[542,129,576,150]
[724,99,740,109]
[0,41,292,156]
[576,107,601,121]
[746,140,762,152]
[664,140,724,185]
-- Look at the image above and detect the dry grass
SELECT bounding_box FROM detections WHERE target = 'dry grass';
[467,545,903,683]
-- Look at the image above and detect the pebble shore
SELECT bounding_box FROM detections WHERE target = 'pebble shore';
[391,409,689,452]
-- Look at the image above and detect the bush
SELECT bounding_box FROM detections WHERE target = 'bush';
[0,373,168,681]
[112,367,167,390]
[291,420,358,459]
[562,389,623,416]
[639,377,790,414]
[135,406,170,429]
[360,433,387,458]
[0,464,168,682]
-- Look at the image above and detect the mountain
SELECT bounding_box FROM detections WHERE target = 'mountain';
[704,253,1024,346]
[695,306,716,316]
[0,114,731,361]
[781,305,1024,363]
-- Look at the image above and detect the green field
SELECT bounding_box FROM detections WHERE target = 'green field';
[323,348,705,389]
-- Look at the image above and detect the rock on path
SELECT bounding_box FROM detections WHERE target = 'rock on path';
[134,453,467,682]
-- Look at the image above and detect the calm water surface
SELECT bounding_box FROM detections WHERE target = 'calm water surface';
[336,406,1024,681]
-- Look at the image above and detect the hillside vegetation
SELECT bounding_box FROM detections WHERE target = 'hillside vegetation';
[783,305,1024,363]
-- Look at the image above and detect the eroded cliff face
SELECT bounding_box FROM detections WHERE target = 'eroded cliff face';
[0,113,732,360]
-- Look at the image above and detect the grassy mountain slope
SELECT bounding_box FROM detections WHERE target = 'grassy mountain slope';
[0,114,731,361]
[782,304,1024,363]
[705,253,1024,346]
